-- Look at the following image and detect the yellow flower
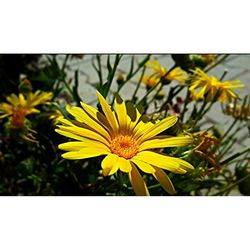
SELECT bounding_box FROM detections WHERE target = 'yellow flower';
[26,90,53,110]
[146,59,187,84]
[141,75,161,88]
[49,110,64,125]
[56,92,194,196]
[0,91,53,128]
[189,68,244,102]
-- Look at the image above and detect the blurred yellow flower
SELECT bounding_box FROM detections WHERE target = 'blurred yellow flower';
[141,75,161,88]
[49,110,64,125]
[146,59,187,84]
[189,68,244,102]
[0,90,53,128]
[55,92,194,196]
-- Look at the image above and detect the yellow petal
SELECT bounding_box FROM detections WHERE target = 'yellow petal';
[29,108,40,114]
[57,125,109,146]
[133,119,154,139]
[66,105,111,142]
[80,101,111,130]
[168,157,195,171]
[97,91,119,133]
[7,94,19,106]
[135,151,193,174]
[101,154,119,176]
[0,103,12,113]
[0,114,10,119]
[116,157,132,173]
[55,129,88,142]
[131,158,155,174]
[19,93,26,106]
[114,95,127,129]
[138,115,178,143]
[153,167,176,194]
[139,136,193,151]
[58,141,109,151]
[128,163,150,196]
[62,148,108,160]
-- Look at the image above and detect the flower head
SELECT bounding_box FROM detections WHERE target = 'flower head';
[141,75,161,88]
[56,92,194,196]
[146,59,187,84]
[189,68,244,102]
[0,90,52,128]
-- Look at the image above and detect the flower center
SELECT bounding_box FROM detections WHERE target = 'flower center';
[11,107,28,128]
[110,135,139,159]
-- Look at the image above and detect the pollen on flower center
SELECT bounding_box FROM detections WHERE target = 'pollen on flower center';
[11,106,28,128]
[110,135,139,159]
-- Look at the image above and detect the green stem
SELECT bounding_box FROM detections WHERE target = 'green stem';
[104,55,122,98]
[191,93,219,129]
[117,171,124,194]
[62,79,75,100]
[53,55,69,99]
[220,119,238,142]
[136,64,177,108]
[191,100,208,128]
[132,66,146,101]
[220,146,250,166]
[180,87,190,121]
[97,55,103,84]
[204,54,229,73]
[224,156,250,166]
[111,55,150,105]
[220,69,228,81]
[121,55,150,90]
[219,122,247,159]
[62,54,69,72]
[148,184,161,190]
[213,173,250,196]
[219,138,237,160]
[92,55,103,85]
[147,84,164,106]
[158,85,184,113]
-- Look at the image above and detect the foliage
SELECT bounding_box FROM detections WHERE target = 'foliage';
[0,54,249,196]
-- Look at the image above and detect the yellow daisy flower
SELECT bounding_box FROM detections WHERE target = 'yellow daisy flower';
[0,91,53,128]
[55,92,194,196]
[141,75,161,88]
[189,68,244,102]
[26,90,53,109]
[146,59,187,84]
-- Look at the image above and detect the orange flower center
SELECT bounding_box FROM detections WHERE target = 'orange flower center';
[110,135,139,159]
[11,106,28,128]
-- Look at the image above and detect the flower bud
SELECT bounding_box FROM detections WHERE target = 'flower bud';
[19,79,33,94]
[116,74,124,85]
